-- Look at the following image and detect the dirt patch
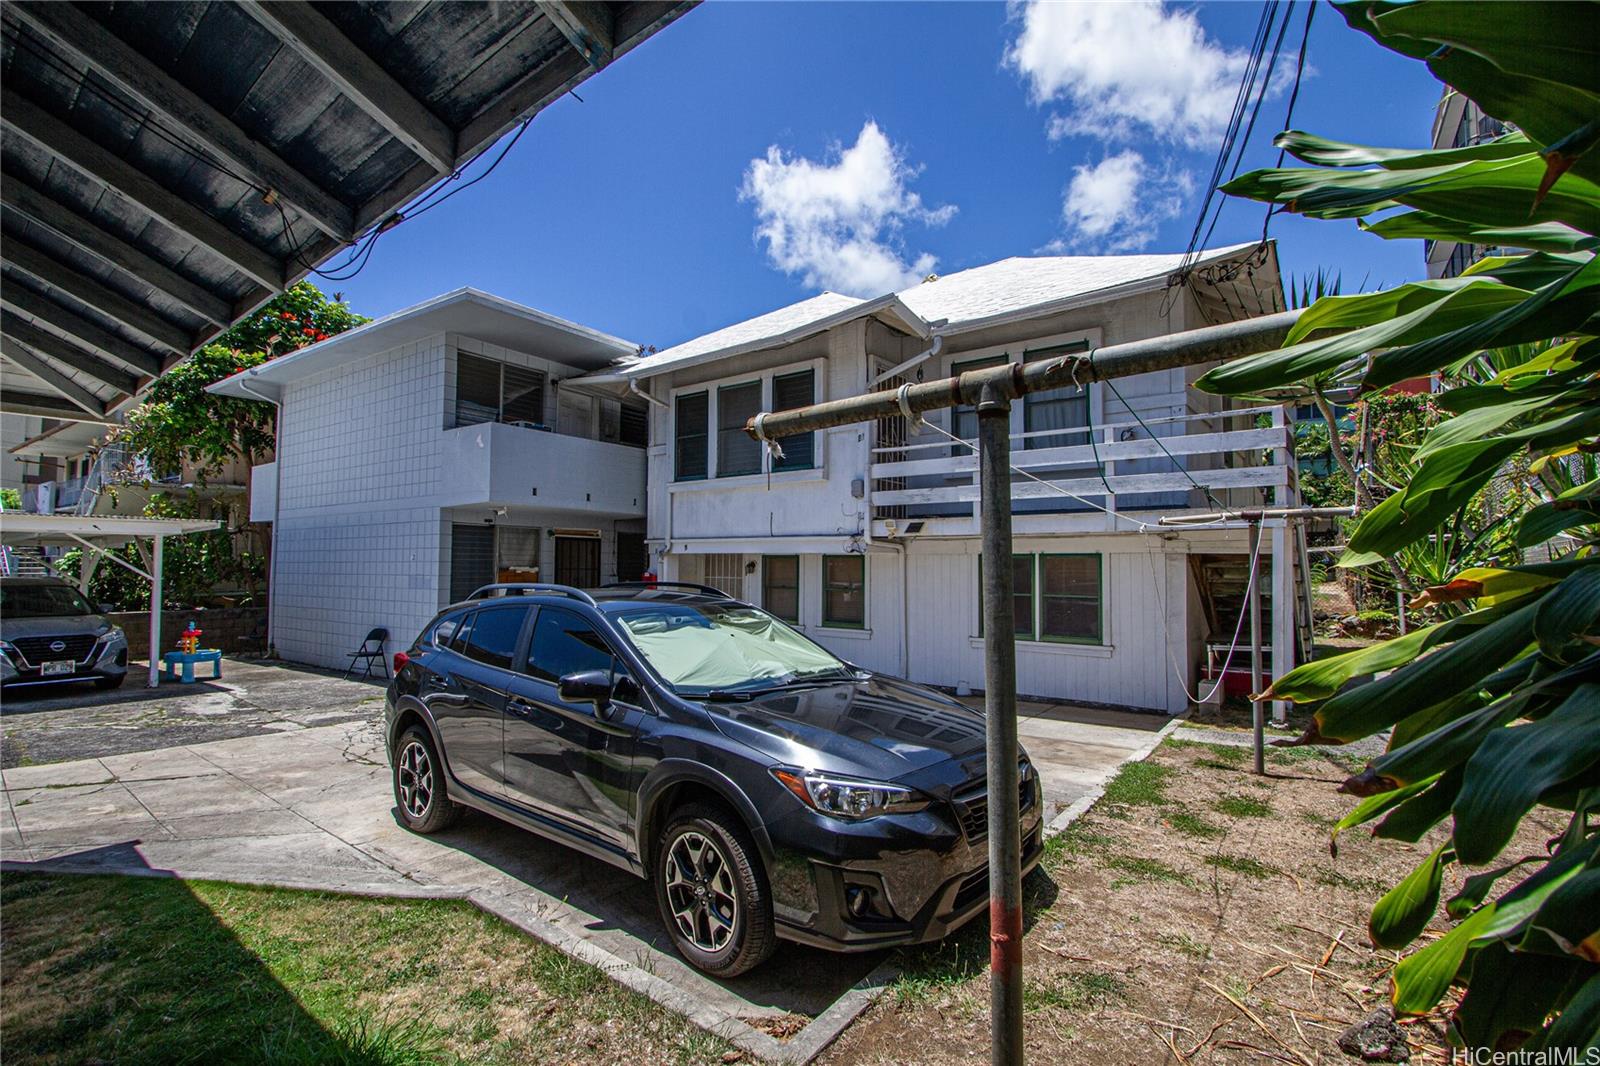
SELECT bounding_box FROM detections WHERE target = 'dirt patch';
[823,736,1561,1065]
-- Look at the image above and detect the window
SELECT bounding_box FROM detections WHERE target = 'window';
[675,391,708,480]
[762,556,799,622]
[1040,555,1101,643]
[454,353,546,428]
[502,365,545,424]
[822,555,865,628]
[950,355,1006,456]
[527,608,615,684]
[460,606,529,670]
[771,370,815,471]
[717,381,762,477]
[977,554,1035,639]
[455,353,502,426]
[497,527,540,582]
[429,612,465,648]
[620,402,649,448]
[1024,343,1090,450]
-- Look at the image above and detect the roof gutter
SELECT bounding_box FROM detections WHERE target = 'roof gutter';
[628,377,667,408]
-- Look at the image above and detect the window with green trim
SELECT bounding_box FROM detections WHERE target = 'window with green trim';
[674,391,708,481]
[1040,554,1101,642]
[762,555,800,622]
[771,369,816,471]
[949,354,1006,457]
[977,554,1035,639]
[822,555,865,628]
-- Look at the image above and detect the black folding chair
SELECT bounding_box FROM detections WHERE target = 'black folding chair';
[343,627,389,680]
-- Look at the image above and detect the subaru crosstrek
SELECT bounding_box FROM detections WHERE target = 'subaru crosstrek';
[385,582,1042,977]
[0,576,129,690]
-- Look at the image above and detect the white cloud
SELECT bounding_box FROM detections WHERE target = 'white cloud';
[741,121,956,296]
[1006,0,1288,149]
[1056,150,1191,252]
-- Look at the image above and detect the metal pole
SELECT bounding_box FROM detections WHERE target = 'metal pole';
[744,311,1301,441]
[1247,518,1264,775]
[978,386,1023,1066]
[148,534,163,688]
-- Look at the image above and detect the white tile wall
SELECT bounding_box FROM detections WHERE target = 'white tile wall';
[272,337,449,668]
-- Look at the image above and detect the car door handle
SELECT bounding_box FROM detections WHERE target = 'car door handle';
[429,693,470,706]
[507,697,536,718]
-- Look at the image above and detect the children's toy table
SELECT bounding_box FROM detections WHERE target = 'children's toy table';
[161,649,223,683]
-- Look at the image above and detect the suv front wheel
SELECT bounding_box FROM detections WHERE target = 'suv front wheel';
[393,725,461,834]
[654,804,776,978]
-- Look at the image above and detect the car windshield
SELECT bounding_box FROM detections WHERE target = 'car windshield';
[610,602,853,695]
[0,584,96,620]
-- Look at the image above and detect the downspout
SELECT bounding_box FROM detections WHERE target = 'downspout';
[870,333,944,387]
[627,377,672,568]
[239,374,281,658]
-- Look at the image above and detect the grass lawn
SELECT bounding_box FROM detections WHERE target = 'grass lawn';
[0,873,732,1066]
[822,734,1564,1065]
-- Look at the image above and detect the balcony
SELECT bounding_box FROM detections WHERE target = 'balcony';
[869,406,1292,534]
[440,421,646,516]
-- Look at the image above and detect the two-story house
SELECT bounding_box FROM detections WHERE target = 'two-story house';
[208,288,650,670]
[579,243,1307,714]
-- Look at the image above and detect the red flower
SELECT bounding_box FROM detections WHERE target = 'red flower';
[314,331,329,341]
[279,312,297,321]
[302,327,317,336]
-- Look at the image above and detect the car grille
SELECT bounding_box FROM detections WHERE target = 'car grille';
[10,634,98,666]
[952,763,1036,844]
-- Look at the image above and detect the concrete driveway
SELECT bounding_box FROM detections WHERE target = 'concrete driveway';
[1,659,1173,1062]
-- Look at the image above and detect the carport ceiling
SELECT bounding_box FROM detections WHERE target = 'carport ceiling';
[0,0,695,423]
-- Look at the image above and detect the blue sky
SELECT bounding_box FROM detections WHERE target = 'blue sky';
[332,2,1446,350]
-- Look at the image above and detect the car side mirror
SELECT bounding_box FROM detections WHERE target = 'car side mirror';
[558,669,614,708]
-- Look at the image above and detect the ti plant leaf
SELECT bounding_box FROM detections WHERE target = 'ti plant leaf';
[1453,683,1600,865]
[1371,844,1454,950]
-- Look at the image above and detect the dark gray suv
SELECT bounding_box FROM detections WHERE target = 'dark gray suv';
[385,582,1042,978]
[0,576,129,690]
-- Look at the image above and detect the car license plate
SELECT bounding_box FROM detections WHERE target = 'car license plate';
[40,660,75,676]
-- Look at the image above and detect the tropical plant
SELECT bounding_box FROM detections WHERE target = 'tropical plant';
[1197,2,1599,1051]
[107,282,365,481]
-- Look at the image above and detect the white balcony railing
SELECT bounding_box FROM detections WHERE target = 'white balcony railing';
[440,420,646,516]
[870,405,1292,523]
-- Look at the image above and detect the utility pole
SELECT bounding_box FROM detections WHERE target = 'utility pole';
[747,308,1302,1066]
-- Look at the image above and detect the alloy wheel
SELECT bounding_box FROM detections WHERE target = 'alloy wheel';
[664,830,739,953]
[396,740,433,820]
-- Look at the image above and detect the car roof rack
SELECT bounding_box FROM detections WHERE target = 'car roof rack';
[467,583,597,606]
[600,581,732,598]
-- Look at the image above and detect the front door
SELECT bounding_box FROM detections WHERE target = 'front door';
[503,606,640,848]
[554,535,600,588]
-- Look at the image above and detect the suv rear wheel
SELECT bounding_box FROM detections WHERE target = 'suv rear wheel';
[393,725,461,833]
[654,803,775,978]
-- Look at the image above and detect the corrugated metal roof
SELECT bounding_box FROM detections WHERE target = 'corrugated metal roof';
[1,0,696,425]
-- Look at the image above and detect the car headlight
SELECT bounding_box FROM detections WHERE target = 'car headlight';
[771,768,929,820]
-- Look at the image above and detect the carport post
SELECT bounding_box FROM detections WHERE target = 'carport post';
[148,534,163,688]
[978,388,1024,1066]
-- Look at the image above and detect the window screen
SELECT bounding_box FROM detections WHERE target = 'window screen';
[771,370,815,471]
[461,606,529,670]
[675,392,708,480]
[502,365,546,425]
[717,381,762,477]
[1040,555,1101,643]
[527,608,615,684]
[763,556,799,622]
[822,555,865,628]
[455,353,501,427]
[977,555,1035,639]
